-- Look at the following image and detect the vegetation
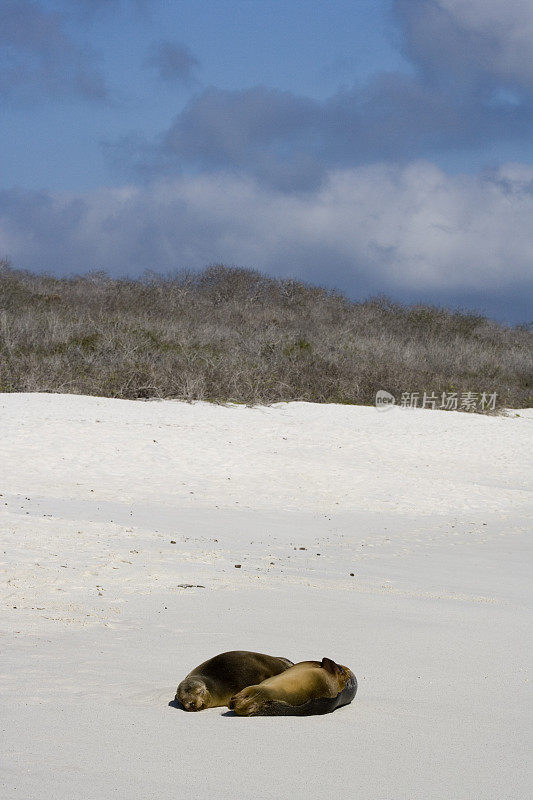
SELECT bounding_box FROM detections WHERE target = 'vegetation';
[0,262,531,410]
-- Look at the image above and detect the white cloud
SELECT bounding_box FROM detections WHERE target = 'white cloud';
[1,163,532,309]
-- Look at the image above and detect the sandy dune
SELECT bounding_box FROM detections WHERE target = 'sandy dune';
[1,393,532,799]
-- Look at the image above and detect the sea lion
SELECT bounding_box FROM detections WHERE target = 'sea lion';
[229,657,357,716]
[176,650,294,711]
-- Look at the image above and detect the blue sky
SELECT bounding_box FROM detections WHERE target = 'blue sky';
[1,0,532,322]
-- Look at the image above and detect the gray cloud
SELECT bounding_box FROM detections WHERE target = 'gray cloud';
[0,1,108,103]
[394,0,533,93]
[104,0,533,191]
[107,77,532,191]
[158,86,322,190]
[1,163,532,322]
[144,41,200,85]
[103,86,326,191]
[65,0,149,12]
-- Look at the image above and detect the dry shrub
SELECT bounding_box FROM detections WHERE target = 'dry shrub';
[0,261,531,410]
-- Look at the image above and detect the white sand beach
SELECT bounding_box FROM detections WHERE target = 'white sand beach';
[1,393,532,799]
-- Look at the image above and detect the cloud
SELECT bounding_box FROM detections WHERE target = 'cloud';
[155,86,322,190]
[104,86,325,191]
[144,41,200,85]
[394,0,533,93]
[64,0,149,12]
[107,77,532,191]
[0,1,108,103]
[1,163,532,321]
[102,0,533,191]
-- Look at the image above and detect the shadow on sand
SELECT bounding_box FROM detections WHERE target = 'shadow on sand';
[168,698,238,716]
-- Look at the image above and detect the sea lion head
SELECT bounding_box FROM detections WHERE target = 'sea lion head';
[175,677,211,712]
[321,657,357,692]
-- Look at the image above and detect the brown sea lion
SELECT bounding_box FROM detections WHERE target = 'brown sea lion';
[229,657,357,716]
[176,650,294,711]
